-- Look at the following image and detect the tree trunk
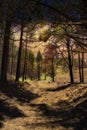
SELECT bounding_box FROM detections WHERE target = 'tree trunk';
[1,18,11,81]
[15,20,24,81]
[66,40,74,84]
[68,52,74,83]
[22,36,27,82]
[44,62,47,80]
[11,40,15,75]
[37,62,40,80]
[51,58,55,82]
[81,52,84,83]
[11,56,14,75]
[78,52,82,83]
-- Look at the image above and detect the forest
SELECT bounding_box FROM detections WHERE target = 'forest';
[0,0,87,130]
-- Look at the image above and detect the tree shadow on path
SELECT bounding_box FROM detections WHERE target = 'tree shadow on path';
[0,81,39,104]
[30,92,87,130]
[0,99,25,128]
[46,83,80,92]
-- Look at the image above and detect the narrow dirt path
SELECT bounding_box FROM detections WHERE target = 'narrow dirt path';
[0,81,87,130]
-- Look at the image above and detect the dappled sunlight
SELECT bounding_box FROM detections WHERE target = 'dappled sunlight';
[0,99,25,129]
[0,80,87,129]
[0,0,87,129]
[0,82,39,103]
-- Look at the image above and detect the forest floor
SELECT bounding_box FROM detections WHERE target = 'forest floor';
[0,74,87,130]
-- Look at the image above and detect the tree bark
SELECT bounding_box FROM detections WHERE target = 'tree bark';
[22,36,27,82]
[51,58,55,82]
[11,56,14,75]
[78,52,82,83]
[37,62,40,80]
[1,17,11,81]
[81,52,84,83]
[44,62,47,80]
[66,40,74,84]
[15,20,24,81]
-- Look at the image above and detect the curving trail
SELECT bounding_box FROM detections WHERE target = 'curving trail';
[0,81,87,130]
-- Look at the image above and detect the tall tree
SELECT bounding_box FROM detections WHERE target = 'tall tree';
[36,51,42,80]
[15,20,24,81]
[1,0,16,81]
[66,38,74,83]
[81,52,84,83]
[78,52,82,83]
[22,34,28,82]
[28,50,35,80]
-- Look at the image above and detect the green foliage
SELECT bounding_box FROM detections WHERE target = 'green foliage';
[36,51,42,62]
[53,25,76,40]
[39,29,51,42]
[56,58,67,66]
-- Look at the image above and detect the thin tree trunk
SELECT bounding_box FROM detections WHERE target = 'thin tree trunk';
[78,52,82,83]
[81,52,84,83]
[37,62,40,80]
[11,39,15,75]
[71,51,74,67]
[68,53,74,83]
[11,56,14,75]
[22,36,27,82]
[15,20,24,81]
[67,40,74,84]
[44,62,47,80]
[51,58,54,82]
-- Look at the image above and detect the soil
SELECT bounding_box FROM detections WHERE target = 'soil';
[0,77,87,130]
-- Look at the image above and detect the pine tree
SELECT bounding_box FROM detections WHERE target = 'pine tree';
[36,51,42,80]
[28,50,35,80]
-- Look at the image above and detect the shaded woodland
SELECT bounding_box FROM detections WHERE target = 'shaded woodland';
[0,0,87,130]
